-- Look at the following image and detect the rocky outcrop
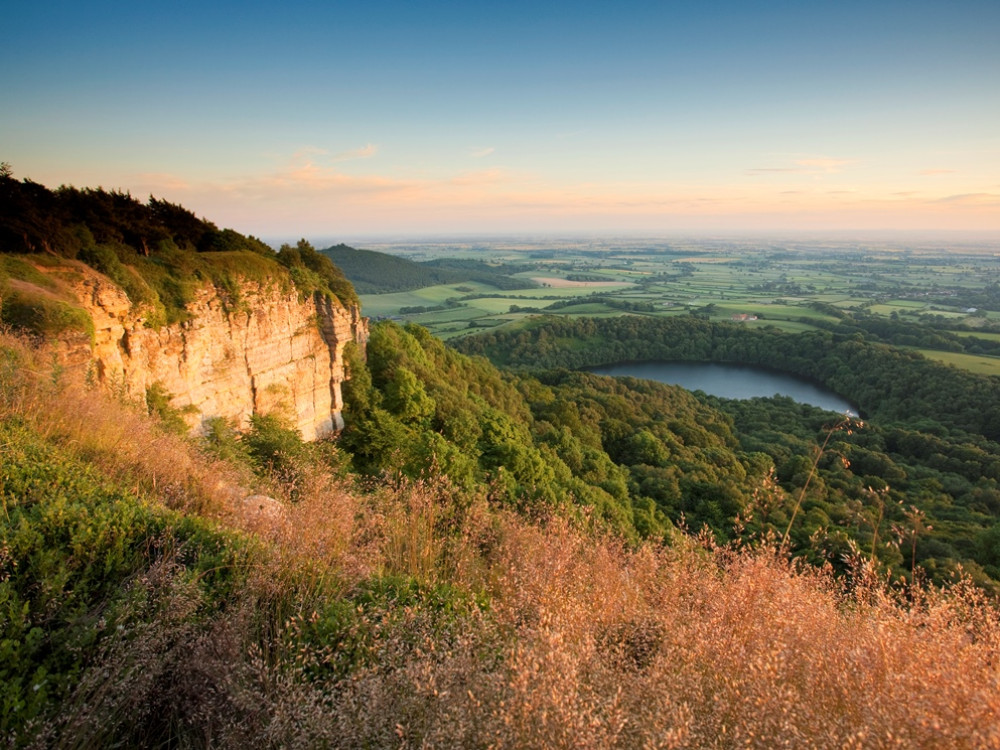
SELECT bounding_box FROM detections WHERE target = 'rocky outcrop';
[53,264,367,440]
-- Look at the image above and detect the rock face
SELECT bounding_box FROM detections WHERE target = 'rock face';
[58,265,368,440]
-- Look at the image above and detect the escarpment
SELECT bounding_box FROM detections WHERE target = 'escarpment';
[55,263,368,440]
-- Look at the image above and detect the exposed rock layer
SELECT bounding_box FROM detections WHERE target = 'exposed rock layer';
[53,264,368,440]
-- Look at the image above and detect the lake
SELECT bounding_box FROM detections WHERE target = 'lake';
[587,361,859,415]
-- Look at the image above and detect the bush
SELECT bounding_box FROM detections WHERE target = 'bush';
[144,383,195,436]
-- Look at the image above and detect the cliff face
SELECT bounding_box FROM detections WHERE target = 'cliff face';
[57,265,368,440]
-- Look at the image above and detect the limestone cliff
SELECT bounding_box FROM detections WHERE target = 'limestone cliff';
[52,264,368,440]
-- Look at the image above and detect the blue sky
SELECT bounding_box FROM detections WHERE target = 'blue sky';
[3,0,999,239]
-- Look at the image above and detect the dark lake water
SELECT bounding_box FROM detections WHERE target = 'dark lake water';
[587,361,859,415]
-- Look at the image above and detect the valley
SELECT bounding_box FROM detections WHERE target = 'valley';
[349,237,1000,375]
[6,0,1000,742]
[2,178,999,745]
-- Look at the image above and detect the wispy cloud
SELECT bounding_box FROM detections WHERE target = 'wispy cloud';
[747,156,856,176]
[450,168,508,186]
[795,157,855,173]
[470,146,495,158]
[237,162,412,198]
[332,143,378,161]
[290,146,329,160]
[139,151,419,208]
[933,192,1000,205]
[124,150,1000,235]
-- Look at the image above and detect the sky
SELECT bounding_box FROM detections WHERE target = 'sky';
[3,0,999,241]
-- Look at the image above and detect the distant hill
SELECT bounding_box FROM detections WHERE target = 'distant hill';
[319,244,537,294]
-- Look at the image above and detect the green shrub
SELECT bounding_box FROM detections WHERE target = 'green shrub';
[278,239,359,307]
[145,383,196,436]
[0,420,250,736]
[242,413,314,488]
[200,416,253,467]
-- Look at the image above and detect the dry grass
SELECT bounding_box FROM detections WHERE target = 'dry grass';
[0,329,275,527]
[321,519,1000,749]
[5,330,1000,748]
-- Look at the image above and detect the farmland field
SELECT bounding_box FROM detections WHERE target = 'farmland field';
[354,238,1000,368]
[914,349,1000,376]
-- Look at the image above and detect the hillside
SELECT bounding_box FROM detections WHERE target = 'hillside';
[2,330,999,747]
[320,243,536,293]
[454,315,1000,588]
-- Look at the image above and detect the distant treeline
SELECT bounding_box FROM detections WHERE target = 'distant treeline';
[320,244,537,294]
[804,312,1000,357]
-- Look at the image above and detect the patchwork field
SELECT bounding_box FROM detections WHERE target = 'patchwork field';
[356,238,1000,369]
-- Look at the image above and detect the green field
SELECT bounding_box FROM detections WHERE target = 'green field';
[956,330,1000,342]
[915,349,1000,376]
[868,301,930,315]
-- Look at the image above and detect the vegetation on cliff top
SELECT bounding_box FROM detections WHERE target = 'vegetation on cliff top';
[0,172,358,334]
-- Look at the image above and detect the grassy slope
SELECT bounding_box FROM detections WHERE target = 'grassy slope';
[1,333,999,746]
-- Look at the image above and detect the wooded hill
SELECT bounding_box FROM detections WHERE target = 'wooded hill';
[320,243,537,293]
[453,315,1000,588]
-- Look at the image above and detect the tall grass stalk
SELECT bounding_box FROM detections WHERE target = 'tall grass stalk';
[781,414,854,551]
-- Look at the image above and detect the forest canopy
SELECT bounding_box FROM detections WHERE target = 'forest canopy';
[450,315,1000,589]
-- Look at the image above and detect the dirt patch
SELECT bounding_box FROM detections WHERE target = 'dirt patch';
[530,277,633,288]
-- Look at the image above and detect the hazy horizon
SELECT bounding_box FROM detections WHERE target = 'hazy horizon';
[283,230,1000,257]
[5,0,999,238]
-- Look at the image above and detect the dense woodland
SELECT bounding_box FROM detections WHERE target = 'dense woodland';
[454,316,1000,437]
[452,315,1000,587]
